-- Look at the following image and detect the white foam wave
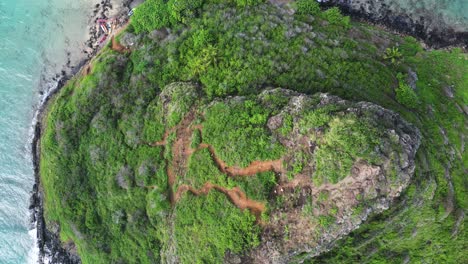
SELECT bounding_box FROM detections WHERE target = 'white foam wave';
[27,228,39,264]
[27,75,61,264]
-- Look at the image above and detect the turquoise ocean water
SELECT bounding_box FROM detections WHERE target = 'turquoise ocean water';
[0,0,465,263]
[0,0,94,263]
[380,0,468,31]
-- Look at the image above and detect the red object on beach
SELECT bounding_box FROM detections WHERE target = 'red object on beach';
[97,19,107,23]
[99,35,108,44]
[100,23,108,34]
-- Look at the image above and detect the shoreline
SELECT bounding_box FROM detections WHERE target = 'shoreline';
[29,0,135,263]
[319,1,468,50]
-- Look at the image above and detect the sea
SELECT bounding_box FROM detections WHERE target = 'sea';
[384,0,468,31]
[0,0,97,263]
[0,0,465,263]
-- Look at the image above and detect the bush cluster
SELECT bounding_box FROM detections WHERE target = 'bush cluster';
[395,72,419,108]
[132,0,265,32]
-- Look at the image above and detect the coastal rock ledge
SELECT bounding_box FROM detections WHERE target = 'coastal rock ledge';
[321,0,468,48]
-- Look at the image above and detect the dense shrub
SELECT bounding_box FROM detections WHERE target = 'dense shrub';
[296,0,321,15]
[132,0,171,33]
[231,0,265,7]
[400,36,423,57]
[132,0,265,33]
[167,0,204,23]
[204,99,285,167]
[322,7,350,28]
[395,73,419,108]
[383,46,403,65]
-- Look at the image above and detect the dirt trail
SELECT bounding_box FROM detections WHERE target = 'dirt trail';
[146,110,381,222]
[111,35,130,53]
[77,22,130,79]
[196,143,284,176]
[175,182,265,220]
[171,111,197,177]
[149,128,175,146]
[147,110,281,220]
[148,112,196,147]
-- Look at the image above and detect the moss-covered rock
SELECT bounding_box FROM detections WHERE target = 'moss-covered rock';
[42,78,420,262]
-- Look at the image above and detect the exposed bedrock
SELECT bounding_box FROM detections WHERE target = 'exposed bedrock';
[144,85,422,263]
[226,89,422,263]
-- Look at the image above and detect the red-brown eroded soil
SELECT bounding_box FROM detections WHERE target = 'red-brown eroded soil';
[175,183,266,220]
[196,143,284,176]
[111,36,130,53]
[147,110,281,221]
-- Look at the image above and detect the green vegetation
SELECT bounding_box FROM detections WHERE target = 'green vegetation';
[132,0,172,32]
[322,7,350,28]
[383,46,403,64]
[174,186,260,263]
[278,113,294,136]
[318,215,335,228]
[132,0,265,33]
[395,72,420,108]
[40,0,467,263]
[311,47,468,264]
[313,115,381,185]
[204,99,284,167]
[128,1,372,98]
[296,0,321,16]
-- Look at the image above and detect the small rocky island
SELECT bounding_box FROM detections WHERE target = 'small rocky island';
[34,0,467,263]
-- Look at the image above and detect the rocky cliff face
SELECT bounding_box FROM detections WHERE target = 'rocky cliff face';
[220,89,422,263]
[125,85,421,263]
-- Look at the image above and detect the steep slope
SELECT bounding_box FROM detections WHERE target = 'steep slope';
[41,81,421,262]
